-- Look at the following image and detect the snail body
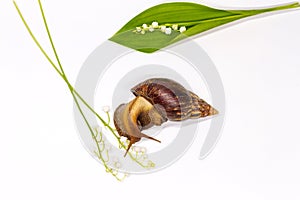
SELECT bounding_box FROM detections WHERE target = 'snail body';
[113,96,163,156]
[113,78,218,156]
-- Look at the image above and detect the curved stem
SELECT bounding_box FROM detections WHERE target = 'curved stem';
[13,0,114,174]
[106,112,111,125]
[13,0,152,170]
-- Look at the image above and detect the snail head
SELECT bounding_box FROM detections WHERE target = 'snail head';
[113,96,165,156]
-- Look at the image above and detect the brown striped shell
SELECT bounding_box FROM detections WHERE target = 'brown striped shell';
[131,78,218,122]
[113,78,218,156]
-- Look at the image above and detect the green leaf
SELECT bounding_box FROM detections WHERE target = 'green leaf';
[109,2,300,53]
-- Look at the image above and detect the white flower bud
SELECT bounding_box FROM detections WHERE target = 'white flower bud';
[142,24,148,29]
[165,27,172,35]
[152,21,159,28]
[149,25,154,32]
[102,105,110,113]
[140,147,147,153]
[160,25,166,32]
[133,146,141,153]
[112,157,119,163]
[106,144,112,151]
[172,24,178,30]
[179,26,186,33]
[114,162,121,168]
[136,27,142,32]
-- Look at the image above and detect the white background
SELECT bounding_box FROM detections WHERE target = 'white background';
[1,0,300,199]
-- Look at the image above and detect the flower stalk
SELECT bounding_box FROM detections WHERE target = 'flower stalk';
[13,0,155,181]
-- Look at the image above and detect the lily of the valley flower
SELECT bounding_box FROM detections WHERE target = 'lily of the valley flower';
[151,21,159,28]
[136,27,142,32]
[160,25,166,32]
[102,105,110,113]
[172,24,178,30]
[134,22,187,35]
[142,23,148,29]
[165,27,172,35]
[149,25,154,32]
[179,26,186,33]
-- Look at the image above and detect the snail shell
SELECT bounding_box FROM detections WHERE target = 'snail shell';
[114,78,218,156]
[131,78,218,122]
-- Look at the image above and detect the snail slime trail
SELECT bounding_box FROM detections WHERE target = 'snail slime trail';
[114,78,218,156]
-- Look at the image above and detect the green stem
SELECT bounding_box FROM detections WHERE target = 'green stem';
[69,85,107,164]
[13,1,63,77]
[106,112,111,125]
[37,0,122,171]
[13,1,107,128]
[38,0,66,76]
[13,0,149,169]
[13,0,117,176]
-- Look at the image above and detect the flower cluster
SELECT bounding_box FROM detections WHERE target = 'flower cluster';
[134,21,186,35]
[91,107,156,181]
[119,139,155,168]
[131,145,155,168]
[93,125,128,181]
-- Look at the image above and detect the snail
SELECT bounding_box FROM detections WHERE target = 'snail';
[113,78,218,156]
